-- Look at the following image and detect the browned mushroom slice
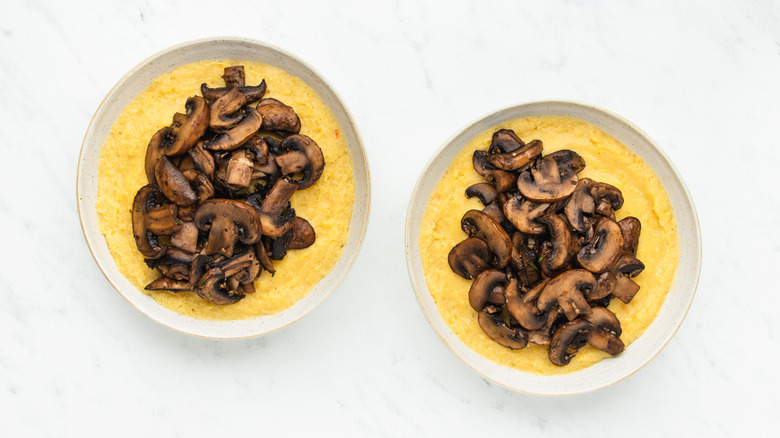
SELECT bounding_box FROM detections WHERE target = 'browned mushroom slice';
[187,140,215,180]
[487,139,543,171]
[618,217,641,255]
[564,178,596,234]
[537,269,595,321]
[505,278,545,331]
[468,269,507,311]
[448,238,492,280]
[461,209,512,269]
[170,221,199,253]
[546,149,586,175]
[503,196,550,235]
[288,217,316,249]
[132,185,167,259]
[577,217,624,273]
[472,150,495,179]
[209,87,248,130]
[205,106,263,151]
[516,155,578,202]
[488,129,525,154]
[277,134,324,190]
[538,214,572,276]
[548,319,594,366]
[510,233,541,287]
[145,127,170,185]
[194,199,263,258]
[590,182,624,217]
[478,305,528,350]
[225,149,255,188]
[201,79,267,102]
[587,271,617,301]
[218,248,261,285]
[154,156,198,206]
[255,239,275,275]
[527,306,563,346]
[253,178,299,238]
[165,96,210,156]
[143,204,182,235]
[181,169,215,203]
[257,98,302,134]
[583,307,625,356]
[194,268,244,305]
[465,182,498,206]
[488,170,517,193]
[145,276,192,292]
[222,66,245,88]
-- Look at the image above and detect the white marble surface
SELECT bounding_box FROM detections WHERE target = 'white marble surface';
[1,0,778,435]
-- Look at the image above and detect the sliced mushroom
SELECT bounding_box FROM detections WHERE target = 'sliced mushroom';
[448,238,492,280]
[538,213,572,276]
[618,217,641,255]
[165,96,210,156]
[225,148,255,188]
[516,155,578,202]
[193,199,263,258]
[194,267,244,305]
[187,140,215,180]
[577,217,624,274]
[527,306,563,346]
[503,196,550,235]
[478,305,528,350]
[222,65,245,88]
[548,319,593,366]
[256,98,302,134]
[145,127,170,185]
[510,233,541,287]
[537,269,595,321]
[505,277,545,330]
[255,178,299,238]
[277,134,324,190]
[487,169,517,193]
[486,139,543,171]
[611,272,641,304]
[488,129,526,154]
[204,106,263,151]
[154,156,198,206]
[209,87,248,130]
[587,271,617,301]
[590,182,624,217]
[465,182,498,206]
[169,221,199,253]
[468,269,508,311]
[546,149,586,175]
[132,185,167,259]
[564,178,595,234]
[143,204,182,235]
[201,79,267,102]
[460,209,512,269]
[145,276,191,292]
[288,216,316,249]
[583,307,625,356]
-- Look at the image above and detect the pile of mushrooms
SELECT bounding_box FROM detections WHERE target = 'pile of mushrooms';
[132,66,324,305]
[448,129,644,366]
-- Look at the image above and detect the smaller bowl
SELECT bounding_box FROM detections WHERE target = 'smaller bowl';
[405,101,701,395]
[77,37,370,339]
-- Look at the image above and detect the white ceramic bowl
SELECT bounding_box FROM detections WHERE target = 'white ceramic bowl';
[405,101,701,395]
[78,37,370,339]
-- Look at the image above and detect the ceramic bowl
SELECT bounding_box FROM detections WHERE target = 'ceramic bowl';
[77,37,370,338]
[405,101,700,395]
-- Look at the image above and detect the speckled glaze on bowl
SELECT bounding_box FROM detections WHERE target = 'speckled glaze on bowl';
[405,101,700,395]
[77,37,370,339]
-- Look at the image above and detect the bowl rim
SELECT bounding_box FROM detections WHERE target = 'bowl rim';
[77,36,371,339]
[405,99,701,395]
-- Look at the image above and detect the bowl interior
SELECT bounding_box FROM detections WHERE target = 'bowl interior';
[78,38,370,339]
[405,101,700,395]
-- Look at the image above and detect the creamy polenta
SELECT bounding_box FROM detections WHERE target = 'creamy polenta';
[419,116,678,375]
[96,60,355,320]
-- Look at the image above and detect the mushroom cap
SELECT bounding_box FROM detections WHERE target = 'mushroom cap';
[165,96,210,156]
[468,269,508,311]
[516,155,579,202]
[564,178,596,234]
[132,185,167,259]
[503,196,550,235]
[194,267,244,305]
[288,216,316,250]
[448,237,492,280]
[546,149,586,175]
[584,307,624,355]
[278,134,324,190]
[478,305,528,350]
[537,269,595,321]
[576,217,624,273]
[193,199,263,245]
[618,216,642,256]
[488,129,526,154]
[145,127,170,185]
[460,209,512,269]
[590,182,624,217]
[209,87,248,130]
[510,233,542,288]
[538,213,573,276]
[256,98,302,134]
[154,156,198,206]
[465,182,498,206]
[548,319,594,366]
[204,106,263,151]
[486,139,543,171]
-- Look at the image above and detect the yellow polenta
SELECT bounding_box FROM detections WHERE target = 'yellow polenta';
[96,60,355,320]
[419,116,678,375]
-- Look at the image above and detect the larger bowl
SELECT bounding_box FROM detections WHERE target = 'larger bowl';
[78,37,370,339]
[406,101,700,395]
